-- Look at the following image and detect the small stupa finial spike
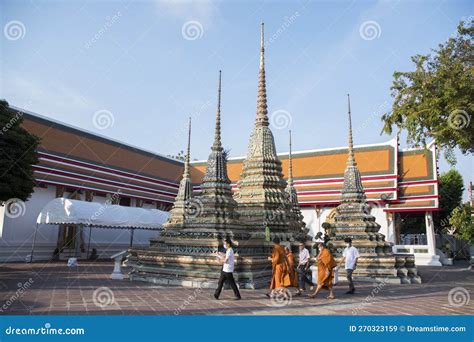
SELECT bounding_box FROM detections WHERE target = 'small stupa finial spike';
[260,22,265,68]
[288,129,294,185]
[184,117,191,176]
[255,22,269,126]
[347,94,356,166]
[213,70,222,150]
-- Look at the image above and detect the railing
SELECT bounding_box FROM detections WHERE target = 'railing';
[393,245,430,255]
[400,234,427,245]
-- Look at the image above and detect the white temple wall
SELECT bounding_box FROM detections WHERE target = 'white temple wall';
[0,186,57,262]
[0,185,161,262]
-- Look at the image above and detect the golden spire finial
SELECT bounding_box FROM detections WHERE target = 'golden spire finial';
[184,117,192,176]
[260,22,265,68]
[347,94,356,166]
[212,70,222,150]
[256,22,269,126]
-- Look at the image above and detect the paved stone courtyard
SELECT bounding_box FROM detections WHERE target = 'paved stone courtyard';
[0,261,473,315]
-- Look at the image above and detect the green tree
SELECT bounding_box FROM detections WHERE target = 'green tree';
[448,203,473,243]
[0,100,40,203]
[381,20,473,164]
[438,169,464,226]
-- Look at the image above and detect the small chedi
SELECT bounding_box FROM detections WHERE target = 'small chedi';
[285,130,309,241]
[324,95,421,284]
[127,25,308,288]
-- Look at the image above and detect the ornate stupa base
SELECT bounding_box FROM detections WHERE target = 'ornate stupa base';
[334,256,421,284]
[329,235,422,284]
[126,234,273,289]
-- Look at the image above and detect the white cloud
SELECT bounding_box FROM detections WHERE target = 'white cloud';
[2,71,96,116]
[154,0,218,25]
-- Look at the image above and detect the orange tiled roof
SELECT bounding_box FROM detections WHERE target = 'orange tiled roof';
[19,107,438,212]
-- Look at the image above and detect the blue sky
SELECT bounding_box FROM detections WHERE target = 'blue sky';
[1,0,472,198]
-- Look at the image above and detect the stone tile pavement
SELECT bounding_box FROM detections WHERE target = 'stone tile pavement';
[0,261,473,315]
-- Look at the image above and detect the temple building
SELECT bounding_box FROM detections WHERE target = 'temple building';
[0,26,440,269]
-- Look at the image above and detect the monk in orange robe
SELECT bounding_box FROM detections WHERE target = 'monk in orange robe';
[266,237,290,298]
[285,247,299,289]
[309,241,337,299]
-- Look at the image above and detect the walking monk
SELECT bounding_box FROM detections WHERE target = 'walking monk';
[266,237,290,299]
[309,240,337,299]
[285,246,299,291]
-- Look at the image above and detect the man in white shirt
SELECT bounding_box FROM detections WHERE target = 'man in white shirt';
[341,237,359,294]
[296,242,313,295]
[214,238,241,300]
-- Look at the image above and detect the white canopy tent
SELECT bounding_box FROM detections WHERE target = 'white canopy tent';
[32,197,170,261]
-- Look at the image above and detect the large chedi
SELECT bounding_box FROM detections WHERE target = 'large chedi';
[235,24,302,242]
[127,71,271,289]
[326,95,420,284]
[128,25,308,289]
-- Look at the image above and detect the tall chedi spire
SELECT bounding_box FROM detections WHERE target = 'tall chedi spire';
[327,95,420,284]
[189,70,240,228]
[164,118,193,227]
[285,130,307,239]
[236,23,294,241]
[256,22,269,127]
[341,94,365,200]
